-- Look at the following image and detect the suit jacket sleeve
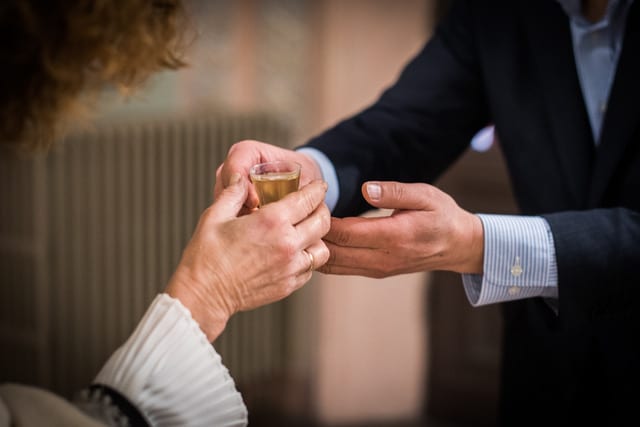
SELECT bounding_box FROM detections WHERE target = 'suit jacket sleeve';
[543,208,640,323]
[304,0,489,217]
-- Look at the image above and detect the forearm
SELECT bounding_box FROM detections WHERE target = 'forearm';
[165,269,230,342]
[85,294,247,426]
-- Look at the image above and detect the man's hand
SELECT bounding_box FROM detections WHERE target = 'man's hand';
[214,140,324,212]
[318,181,484,277]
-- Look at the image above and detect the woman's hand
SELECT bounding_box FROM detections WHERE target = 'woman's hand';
[166,174,330,342]
[319,181,484,277]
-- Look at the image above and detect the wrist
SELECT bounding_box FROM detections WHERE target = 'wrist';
[457,213,484,274]
[165,268,231,342]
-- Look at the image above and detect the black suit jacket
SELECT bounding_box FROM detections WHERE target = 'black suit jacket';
[305,0,640,425]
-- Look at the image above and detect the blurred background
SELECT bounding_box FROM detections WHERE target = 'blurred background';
[0,0,519,426]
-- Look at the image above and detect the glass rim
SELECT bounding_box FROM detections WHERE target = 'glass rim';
[249,160,301,176]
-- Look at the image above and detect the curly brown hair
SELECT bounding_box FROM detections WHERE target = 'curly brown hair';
[0,0,188,150]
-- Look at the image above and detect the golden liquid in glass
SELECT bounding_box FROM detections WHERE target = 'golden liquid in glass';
[251,172,300,206]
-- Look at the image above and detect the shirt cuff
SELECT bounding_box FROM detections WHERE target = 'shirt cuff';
[462,214,558,307]
[296,147,340,212]
[94,294,248,427]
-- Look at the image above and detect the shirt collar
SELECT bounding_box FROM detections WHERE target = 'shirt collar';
[556,0,631,26]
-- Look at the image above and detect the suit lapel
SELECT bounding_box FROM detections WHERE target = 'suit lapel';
[520,0,595,208]
[588,1,640,206]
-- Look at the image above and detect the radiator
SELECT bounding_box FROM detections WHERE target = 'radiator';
[0,113,291,400]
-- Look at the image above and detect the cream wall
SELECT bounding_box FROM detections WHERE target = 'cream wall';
[307,1,434,424]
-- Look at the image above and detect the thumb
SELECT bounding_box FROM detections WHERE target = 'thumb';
[210,173,250,219]
[362,181,435,211]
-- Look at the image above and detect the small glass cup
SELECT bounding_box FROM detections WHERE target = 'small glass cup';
[249,160,301,206]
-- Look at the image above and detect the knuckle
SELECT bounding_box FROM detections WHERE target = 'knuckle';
[325,244,338,265]
[273,284,289,301]
[300,191,319,216]
[380,264,394,277]
[371,270,385,279]
[228,140,246,154]
[423,183,442,202]
[376,259,395,278]
[418,182,432,195]
[332,227,352,245]
[315,243,331,268]
[316,264,329,274]
[227,140,256,164]
[258,208,286,229]
[308,209,331,241]
[230,139,261,155]
[278,232,298,260]
[201,206,216,223]
[390,183,406,201]
[260,212,280,229]
[319,205,331,235]
[376,259,396,278]
[282,277,299,296]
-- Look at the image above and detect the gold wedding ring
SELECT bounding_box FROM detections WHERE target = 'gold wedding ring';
[303,249,314,273]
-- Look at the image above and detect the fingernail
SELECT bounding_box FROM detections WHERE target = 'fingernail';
[366,183,381,201]
[230,173,242,185]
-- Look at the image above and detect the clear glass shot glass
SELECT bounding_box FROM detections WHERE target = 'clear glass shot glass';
[249,160,301,206]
